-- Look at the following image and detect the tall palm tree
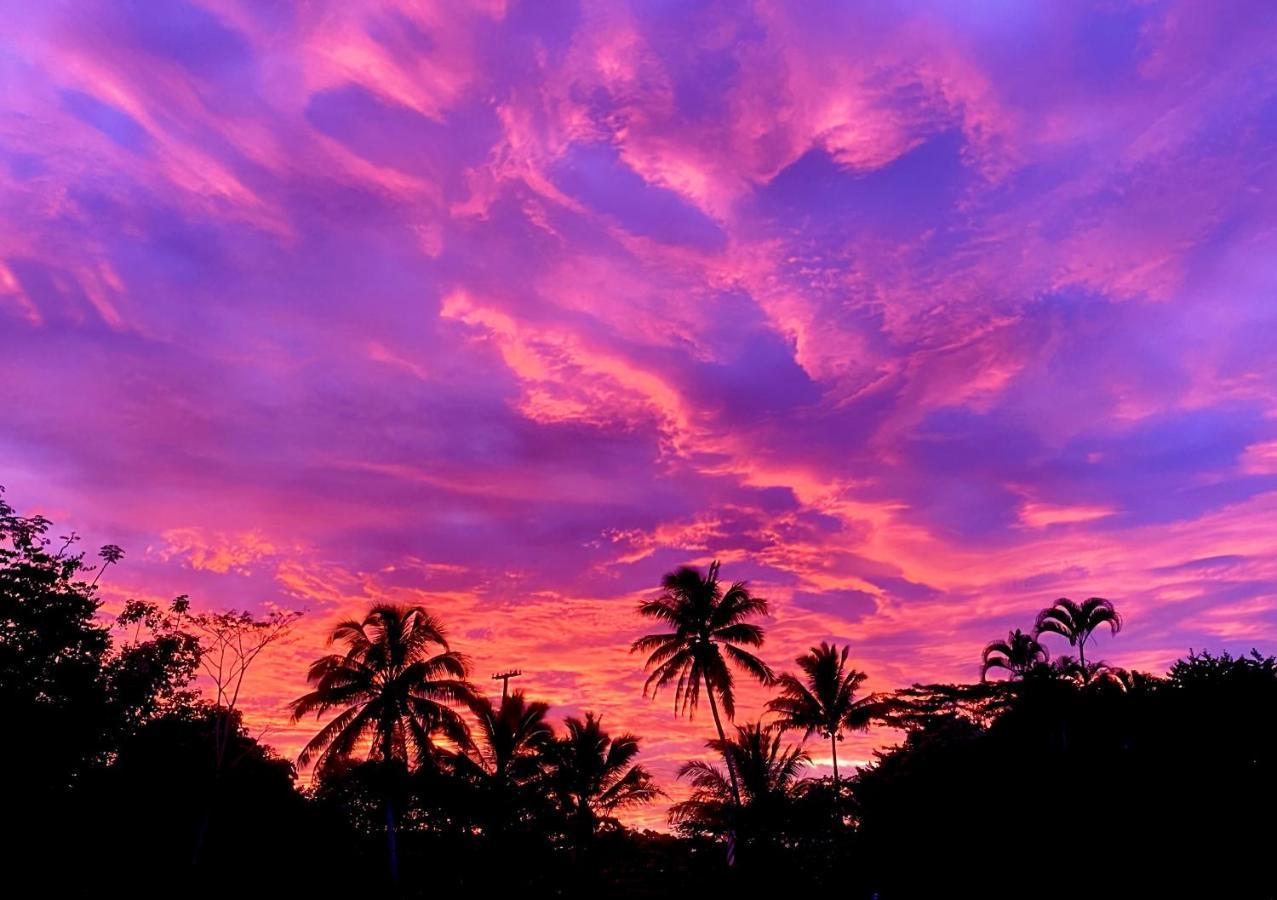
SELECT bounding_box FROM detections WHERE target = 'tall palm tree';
[767,642,876,783]
[980,628,1050,681]
[670,723,809,854]
[631,560,773,805]
[549,713,660,851]
[1034,597,1121,669]
[290,604,476,880]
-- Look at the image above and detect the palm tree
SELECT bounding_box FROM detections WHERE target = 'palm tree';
[1050,654,1132,690]
[767,642,876,783]
[290,604,476,880]
[631,560,773,805]
[670,723,809,857]
[462,690,553,784]
[549,713,660,851]
[980,628,1050,681]
[453,690,554,836]
[1034,597,1121,669]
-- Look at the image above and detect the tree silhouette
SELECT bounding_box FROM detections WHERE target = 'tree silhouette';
[980,628,1049,681]
[291,604,476,880]
[766,642,876,783]
[187,606,300,865]
[632,560,773,807]
[550,713,660,854]
[462,690,553,785]
[192,608,301,773]
[1049,654,1131,689]
[670,723,809,865]
[1,490,209,880]
[452,690,554,841]
[13,484,1277,896]
[1034,597,1121,669]
[91,543,124,587]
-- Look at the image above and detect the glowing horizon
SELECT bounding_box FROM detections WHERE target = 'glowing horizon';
[3,0,1277,827]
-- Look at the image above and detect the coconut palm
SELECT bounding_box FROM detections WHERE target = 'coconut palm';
[767,642,877,783]
[631,560,773,805]
[290,604,476,880]
[980,628,1050,681]
[549,713,660,851]
[1034,597,1122,669]
[452,690,554,836]
[670,723,809,854]
[460,690,554,785]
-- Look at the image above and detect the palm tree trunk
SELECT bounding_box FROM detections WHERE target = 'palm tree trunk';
[384,797,399,883]
[575,804,596,884]
[704,685,742,868]
[1078,635,1086,670]
[705,687,742,807]
[380,727,399,883]
[830,732,842,825]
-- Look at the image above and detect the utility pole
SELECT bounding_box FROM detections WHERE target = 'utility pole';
[492,669,522,700]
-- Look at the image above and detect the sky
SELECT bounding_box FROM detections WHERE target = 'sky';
[3,0,1277,827]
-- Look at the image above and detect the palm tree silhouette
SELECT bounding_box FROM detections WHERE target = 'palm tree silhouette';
[1034,597,1121,669]
[453,690,554,837]
[670,722,809,853]
[550,713,660,853]
[631,560,773,806]
[980,628,1049,681]
[767,642,876,783]
[461,690,553,784]
[1050,654,1131,689]
[290,604,476,880]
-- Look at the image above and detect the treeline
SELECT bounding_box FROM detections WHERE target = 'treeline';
[3,491,1275,898]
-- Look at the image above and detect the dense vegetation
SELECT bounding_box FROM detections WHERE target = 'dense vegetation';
[3,490,1273,898]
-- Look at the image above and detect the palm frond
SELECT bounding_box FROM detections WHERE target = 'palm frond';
[723,643,774,686]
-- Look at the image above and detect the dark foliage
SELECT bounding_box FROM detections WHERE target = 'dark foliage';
[74,704,333,894]
[851,653,1277,897]
[1,491,203,878]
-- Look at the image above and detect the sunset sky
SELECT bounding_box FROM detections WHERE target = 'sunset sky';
[4,0,1277,826]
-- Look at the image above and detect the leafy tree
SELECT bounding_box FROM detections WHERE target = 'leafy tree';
[767,641,877,782]
[1,492,114,797]
[0,493,201,783]
[0,490,204,875]
[80,703,312,888]
[191,607,300,772]
[875,680,1009,732]
[111,597,204,731]
[1034,596,1121,669]
[632,560,773,806]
